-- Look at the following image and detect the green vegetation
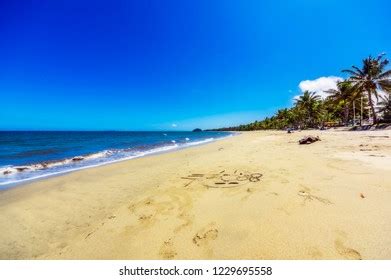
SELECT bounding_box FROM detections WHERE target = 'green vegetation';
[213,54,391,131]
[378,93,391,122]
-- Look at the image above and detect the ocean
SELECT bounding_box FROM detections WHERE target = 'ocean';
[0,131,232,188]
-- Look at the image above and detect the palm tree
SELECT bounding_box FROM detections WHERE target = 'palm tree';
[342,53,391,124]
[294,91,321,128]
[377,93,391,122]
[325,81,357,125]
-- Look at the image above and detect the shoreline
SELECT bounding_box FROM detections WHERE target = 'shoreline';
[0,133,234,189]
[0,130,390,259]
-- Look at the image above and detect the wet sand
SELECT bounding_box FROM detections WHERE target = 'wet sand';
[0,130,390,259]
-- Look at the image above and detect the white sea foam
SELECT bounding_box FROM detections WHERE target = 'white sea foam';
[182,138,215,147]
[0,150,112,177]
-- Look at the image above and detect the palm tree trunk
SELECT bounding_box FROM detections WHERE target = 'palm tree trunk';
[343,104,349,125]
[367,90,377,124]
[360,97,363,126]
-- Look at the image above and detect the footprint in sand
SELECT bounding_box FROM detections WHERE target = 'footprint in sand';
[159,239,177,259]
[174,211,193,233]
[127,191,194,235]
[308,247,323,259]
[268,192,279,196]
[138,214,153,221]
[192,224,219,247]
[335,239,362,260]
[297,187,332,205]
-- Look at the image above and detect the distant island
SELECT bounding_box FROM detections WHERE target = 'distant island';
[192,128,202,132]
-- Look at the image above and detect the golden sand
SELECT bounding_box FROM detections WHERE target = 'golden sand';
[0,130,391,259]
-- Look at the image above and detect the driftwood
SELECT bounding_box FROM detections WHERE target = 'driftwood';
[299,135,320,145]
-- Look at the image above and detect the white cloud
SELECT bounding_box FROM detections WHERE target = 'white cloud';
[298,76,343,99]
[171,123,177,127]
[293,94,301,102]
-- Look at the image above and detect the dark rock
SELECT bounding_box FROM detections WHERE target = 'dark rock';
[16,167,30,172]
[192,128,202,132]
[3,170,12,175]
[299,135,320,145]
[72,156,84,161]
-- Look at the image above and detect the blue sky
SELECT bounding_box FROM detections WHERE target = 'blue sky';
[1,0,390,130]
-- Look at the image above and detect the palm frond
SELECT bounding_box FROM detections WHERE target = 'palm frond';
[351,66,364,76]
[348,82,364,100]
[378,80,391,93]
[342,69,361,76]
[377,69,391,79]
[324,89,338,94]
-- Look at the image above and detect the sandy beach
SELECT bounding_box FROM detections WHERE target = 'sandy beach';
[0,130,390,260]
